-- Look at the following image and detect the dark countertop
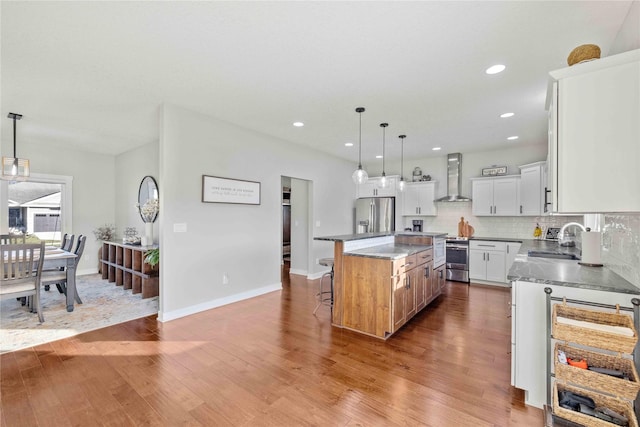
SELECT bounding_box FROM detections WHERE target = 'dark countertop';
[508,239,640,295]
[314,231,447,242]
[344,243,433,260]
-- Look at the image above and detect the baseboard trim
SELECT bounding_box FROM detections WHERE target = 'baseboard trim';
[158,282,283,322]
[77,268,99,276]
[307,270,330,280]
[289,268,308,276]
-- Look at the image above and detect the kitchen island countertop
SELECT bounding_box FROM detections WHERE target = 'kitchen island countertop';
[344,243,432,260]
[314,231,447,242]
[508,239,639,295]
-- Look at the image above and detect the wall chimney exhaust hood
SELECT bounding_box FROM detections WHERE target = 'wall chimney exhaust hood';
[436,153,472,202]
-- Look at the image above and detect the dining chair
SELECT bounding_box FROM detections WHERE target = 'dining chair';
[62,234,75,252]
[44,233,75,291]
[1,241,46,323]
[0,234,26,244]
[41,235,86,304]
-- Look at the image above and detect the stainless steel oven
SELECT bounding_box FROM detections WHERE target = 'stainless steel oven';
[446,238,469,283]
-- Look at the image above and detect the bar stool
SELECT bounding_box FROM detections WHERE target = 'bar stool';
[313,257,334,315]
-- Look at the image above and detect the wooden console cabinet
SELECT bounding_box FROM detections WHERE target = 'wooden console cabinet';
[100,241,159,298]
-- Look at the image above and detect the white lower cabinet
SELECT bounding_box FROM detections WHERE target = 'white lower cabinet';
[469,240,507,283]
[511,280,637,409]
[505,242,521,279]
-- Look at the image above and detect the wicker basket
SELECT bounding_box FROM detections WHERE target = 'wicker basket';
[555,343,640,400]
[568,44,601,66]
[553,302,638,353]
[554,382,638,427]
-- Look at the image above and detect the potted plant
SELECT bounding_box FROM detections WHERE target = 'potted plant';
[144,248,159,270]
[93,224,116,273]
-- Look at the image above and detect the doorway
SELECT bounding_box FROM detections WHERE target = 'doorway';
[281,176,311,281]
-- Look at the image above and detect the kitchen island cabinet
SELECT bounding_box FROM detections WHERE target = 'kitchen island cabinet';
[315,232,446,338]
[344,248,433,339]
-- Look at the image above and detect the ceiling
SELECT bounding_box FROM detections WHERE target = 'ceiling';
[0,1,634,165]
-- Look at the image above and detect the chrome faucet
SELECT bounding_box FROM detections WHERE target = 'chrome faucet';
[558,222,587,246]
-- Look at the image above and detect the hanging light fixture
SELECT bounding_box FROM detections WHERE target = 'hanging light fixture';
[379,123,389,188]
[398,135,406,192]
[351,107,368,184]
[1,113,30,181]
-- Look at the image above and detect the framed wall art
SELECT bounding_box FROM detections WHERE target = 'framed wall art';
[481,166,508,176]
[202,175,261,205]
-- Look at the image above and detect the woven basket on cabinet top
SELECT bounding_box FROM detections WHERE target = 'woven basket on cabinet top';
[552,302,638,354]
[567,44,601,66]
[555,342,640,400]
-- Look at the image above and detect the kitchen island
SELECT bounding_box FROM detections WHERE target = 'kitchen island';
[315,232,447,338]
[507,239,640,409]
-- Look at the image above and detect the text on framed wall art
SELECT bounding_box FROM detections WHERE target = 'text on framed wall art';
[202,175,261,205]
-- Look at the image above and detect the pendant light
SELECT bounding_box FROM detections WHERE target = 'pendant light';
[351,107,368,184]
[398,135,406,192]
[379,123,389,188]
[1,113,30,181]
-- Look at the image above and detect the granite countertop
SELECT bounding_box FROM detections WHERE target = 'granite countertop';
[508,239,640,295]
[344,243,432,260]
[314,231,447,242]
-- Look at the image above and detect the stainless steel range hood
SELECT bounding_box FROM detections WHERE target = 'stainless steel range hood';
[436,153,472,202]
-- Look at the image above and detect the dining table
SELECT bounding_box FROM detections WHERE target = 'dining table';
[42,247,79,312]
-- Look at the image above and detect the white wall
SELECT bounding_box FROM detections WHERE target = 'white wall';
[610,1,640,55]
[10,141,116,274]
[115,141,160,242]
[158,104,354,321]
[289,178,310,276]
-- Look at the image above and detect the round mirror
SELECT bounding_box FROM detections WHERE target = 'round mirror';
[138,176,159,223]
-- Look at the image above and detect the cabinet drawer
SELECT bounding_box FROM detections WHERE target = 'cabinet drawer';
[416,249,433,266]
[392,254,417,275]
[470,240,506,252]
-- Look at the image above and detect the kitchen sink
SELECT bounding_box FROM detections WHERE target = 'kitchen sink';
[527,250,580,260]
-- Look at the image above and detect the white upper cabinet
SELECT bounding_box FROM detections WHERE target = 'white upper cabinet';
[356,176,398,198]
[401,181,437,216]
[518,162,547,216]
[547,49,640,213]
[471,176,520,216]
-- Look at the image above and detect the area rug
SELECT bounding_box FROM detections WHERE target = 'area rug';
[0,274,158,353]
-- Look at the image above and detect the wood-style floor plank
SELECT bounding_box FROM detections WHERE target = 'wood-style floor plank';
[1,265,543,426]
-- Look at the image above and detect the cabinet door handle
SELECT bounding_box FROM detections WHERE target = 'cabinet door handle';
[425,267,429,278]
[507,246,509,254]
[544,187,551,213]
[520,205,523,214]
[406,276,411,289]
[487,253,490,261]
[483,253,486,261]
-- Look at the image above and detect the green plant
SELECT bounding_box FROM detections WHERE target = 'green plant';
[145,248,159,267]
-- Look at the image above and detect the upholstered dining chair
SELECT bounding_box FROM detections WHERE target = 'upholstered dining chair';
[41,235,86,304]
[0,234,26,244]
[1,241,46,323]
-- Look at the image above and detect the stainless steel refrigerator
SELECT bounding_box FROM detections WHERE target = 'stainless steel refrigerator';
[355,197,395,234]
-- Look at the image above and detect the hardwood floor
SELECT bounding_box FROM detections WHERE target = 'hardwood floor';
[1,266,542,426]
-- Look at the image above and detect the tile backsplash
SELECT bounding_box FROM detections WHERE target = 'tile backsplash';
[409,201,582,240]
[408,205,640,288]
[602,213,640,287]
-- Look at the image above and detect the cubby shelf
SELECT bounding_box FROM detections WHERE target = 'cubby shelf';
[100,241,159,298]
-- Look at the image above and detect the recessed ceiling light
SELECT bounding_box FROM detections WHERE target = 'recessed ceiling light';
[432,147,441,151]
[507,136,519,141]
[293,122,304,127]
[376,155,383,159]
[345,142,354,147]
[486,64,506,75]
[500,112,514,118]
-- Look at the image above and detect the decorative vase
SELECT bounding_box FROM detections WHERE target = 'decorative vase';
[142,222,153,246]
